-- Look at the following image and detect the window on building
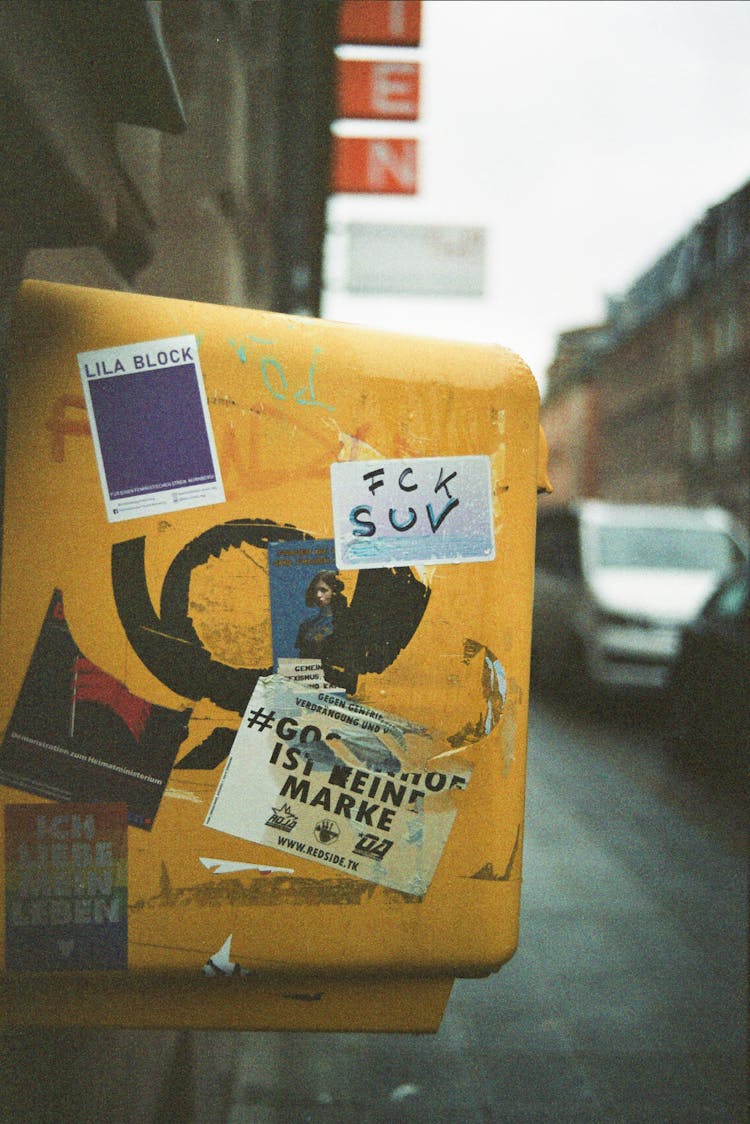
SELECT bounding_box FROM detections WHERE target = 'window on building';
[713,397,744,459]
[674,311,692,376]
[688,408,710,464]
[715,206,740,266]
[713,307,741,360]
[690,325,707,371]
[613,402,675,470]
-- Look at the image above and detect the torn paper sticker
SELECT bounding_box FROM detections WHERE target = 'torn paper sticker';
[268,538,348,692]
[204,677,471,896]
[199,857,294,876]
[330,455,495,569]
[77,335,224,522]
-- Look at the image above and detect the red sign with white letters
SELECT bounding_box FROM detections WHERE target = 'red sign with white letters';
[336,59,419,120]
[332,136,418,194]
[338,0,421,46]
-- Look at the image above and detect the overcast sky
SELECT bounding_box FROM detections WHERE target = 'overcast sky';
[323,0,750,394]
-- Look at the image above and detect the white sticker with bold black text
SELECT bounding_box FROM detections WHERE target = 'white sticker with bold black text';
[204,677,471,896]
[330,455,495,570]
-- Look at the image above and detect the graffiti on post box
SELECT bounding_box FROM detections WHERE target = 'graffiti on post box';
[0,591,190,828]
[351,464,459,534]
[112,520,311,715]
[469,825,522,883]
[331,455,496,569]
[112,521,431,749]
[174,727,238,772]
[227,335,333,412]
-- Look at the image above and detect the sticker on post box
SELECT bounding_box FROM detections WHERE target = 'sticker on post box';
[204,676,471,896]
[331,455,495,569]
[77,335,225,522]
[268,538,351,692]
[0,589,191,831]
[4,801,128,973]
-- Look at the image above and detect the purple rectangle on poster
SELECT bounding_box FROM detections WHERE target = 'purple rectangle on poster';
[88,364,216,499]
[78,335,225,522]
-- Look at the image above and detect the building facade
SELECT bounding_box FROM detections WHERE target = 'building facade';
[542,180,750,525]
[1,0,339,320]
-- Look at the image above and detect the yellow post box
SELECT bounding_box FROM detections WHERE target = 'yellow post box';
[0,280,550,1032]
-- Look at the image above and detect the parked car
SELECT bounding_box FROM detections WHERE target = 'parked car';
[531,500,747,694]
[663,562,749,778]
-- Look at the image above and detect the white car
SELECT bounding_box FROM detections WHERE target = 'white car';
[531,500,748,693]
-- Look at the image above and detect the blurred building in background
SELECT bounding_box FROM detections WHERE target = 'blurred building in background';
[542,179,750,526]
[0,0,338,327]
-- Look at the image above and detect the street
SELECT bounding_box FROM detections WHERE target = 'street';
[2,691,746,1122]
[211,690,748,1123]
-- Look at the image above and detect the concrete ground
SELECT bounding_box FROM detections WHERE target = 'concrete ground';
[1,692,746,1122]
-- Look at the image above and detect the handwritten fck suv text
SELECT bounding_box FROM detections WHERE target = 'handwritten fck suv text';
[330,455,495,570]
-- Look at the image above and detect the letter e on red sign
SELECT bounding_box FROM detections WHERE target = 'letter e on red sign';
[337,60,420,120]
[332,137,418,194]
[338,0,421,46]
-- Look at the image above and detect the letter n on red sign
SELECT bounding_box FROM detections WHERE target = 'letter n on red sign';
[332,137,418,194]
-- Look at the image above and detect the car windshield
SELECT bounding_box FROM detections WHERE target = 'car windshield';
[595,525,736,571]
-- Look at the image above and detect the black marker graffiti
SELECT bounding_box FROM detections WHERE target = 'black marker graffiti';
[111,519,431,767]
